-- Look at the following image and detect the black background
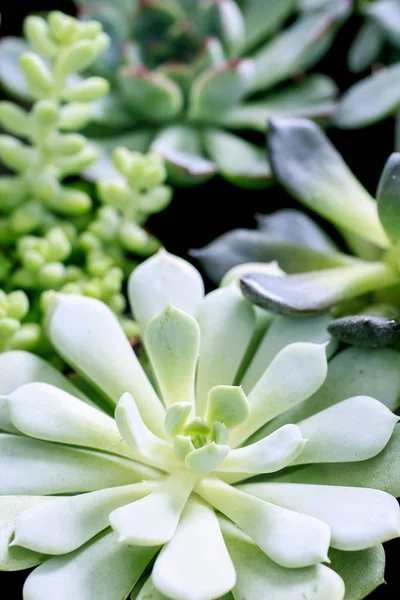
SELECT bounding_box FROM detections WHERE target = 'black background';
[1,3,399,598]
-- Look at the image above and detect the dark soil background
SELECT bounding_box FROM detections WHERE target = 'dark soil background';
[1,3,399,598]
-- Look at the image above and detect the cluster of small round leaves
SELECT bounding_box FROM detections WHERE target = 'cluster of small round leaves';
[0,290,41,352]
[96,148,172,257]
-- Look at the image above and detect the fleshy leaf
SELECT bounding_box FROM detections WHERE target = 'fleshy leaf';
[110,470,196,546]
[195,285,255,416]
[242,0,296,52]
[153,497,236,600]
[367,0,400,48]
[272,424,400,497]
[328,315,400,348]
[347,20,384,73]
[185,442,230,475]
[230,342,327,447]
[192,228,355,285]
[115,393,175,470]
[118,67,184,121]
[335,64,400,129]
[47,293,166,437]
[206,385,249,430]
[219,424,305,475]
[294,396,398,464]
[241,483,400,551]
[150,126,217,186]
[250,8,347,93]
[203,129,272,188]
[240,263,397,315]
[128,250,204,333]
[83,130,153,182]
[0,434,157,495]
[23,530,158,600]
[377,152,400,243]
[197,477,330,568]
[0,496,48,571]
[241,312,336,394]
[145,305,199,407]
[219,75,338,132]
[255,346,400,441]
[4,382,135,459]
[329,545,385,600]
[221,517,344,600]
[13,483,154,555]
[268,118,388,247]
[189,59,253,121]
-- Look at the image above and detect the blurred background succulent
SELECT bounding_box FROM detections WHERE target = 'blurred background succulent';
[44,0,351,188]
[332,0,400,136]
[0,11,172,355]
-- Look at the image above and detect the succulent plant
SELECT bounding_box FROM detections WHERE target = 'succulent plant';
[0,250,400,599]
[330,0,400,132]
[50,0,351,187]
[197,118,400,346]
[0,11,172,354]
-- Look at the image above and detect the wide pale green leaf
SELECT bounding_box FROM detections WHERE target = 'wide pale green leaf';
[153,498,236,600]
[268,118,388,247]
[255,346,400,440]
[0,434,156,495]
[150,126,217,186]
[219,75,338,132]
[23,530,158,600]
[241,483,400,551]
[47,293,166,437]
[197,477,330,568]
[192,228,353,284]
[14,483,154,555]
[195,285,256,416]
[221,517,344,600]
[329,545,385,600]
[0,496,48,571]
[241,313,336,394]
[272,424,400,497]
[0,350,95,433]
[203,129,272,188]
[128,250,204,332]
[377,152,400,243]
[109,470,196,546]
[294,396,398,464]
[250,8,347,93]
[230,342,327,447]
[219,424,305,475]
[145,305,199,407]
[118,67,184,121]
[5,382,136,458]
[241,0,296,52]
[83,130,153,182]
[0,38,32,101]
[240,263,397,315]
[335,64,400,129]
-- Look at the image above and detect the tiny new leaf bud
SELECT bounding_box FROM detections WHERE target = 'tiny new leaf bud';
[64,77,110,103]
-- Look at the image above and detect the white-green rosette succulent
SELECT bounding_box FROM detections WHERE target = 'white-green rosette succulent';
[1,250,400,600]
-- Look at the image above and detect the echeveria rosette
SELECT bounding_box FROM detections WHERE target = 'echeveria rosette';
[1,251,400,599]
[57,0,350,187]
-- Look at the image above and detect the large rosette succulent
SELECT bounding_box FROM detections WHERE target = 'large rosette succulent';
[1,250,400,599]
